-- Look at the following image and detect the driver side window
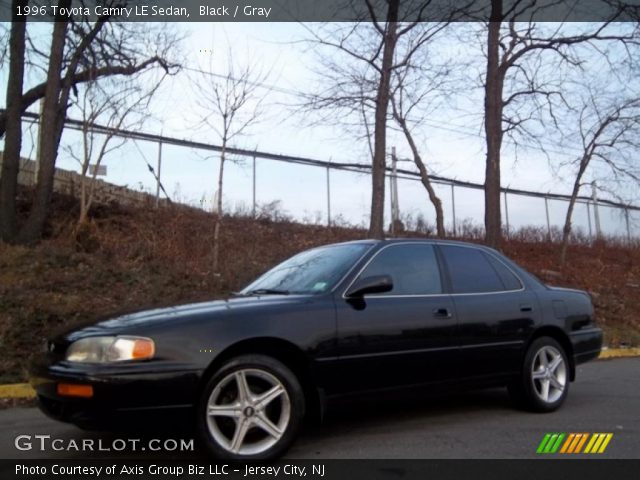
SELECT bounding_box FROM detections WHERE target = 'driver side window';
[359,244,442,295]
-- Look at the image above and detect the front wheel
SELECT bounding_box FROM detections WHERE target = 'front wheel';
[509,337,569,412]
[197,355,305,460]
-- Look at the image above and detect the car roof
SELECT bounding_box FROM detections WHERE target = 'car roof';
[325,237,498,252]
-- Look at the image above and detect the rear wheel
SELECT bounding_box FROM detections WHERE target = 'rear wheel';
[197,355,305,460]
[509,337,569,412]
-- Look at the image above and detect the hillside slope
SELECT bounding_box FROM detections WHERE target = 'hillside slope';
[1,192,638,383]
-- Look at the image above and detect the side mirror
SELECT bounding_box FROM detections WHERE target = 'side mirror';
[345,274,393,298]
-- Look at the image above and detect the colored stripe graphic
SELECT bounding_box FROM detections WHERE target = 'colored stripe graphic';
[538,433,613,454]
[597,434,613,453]
[574,433,589,453]
[537,433,565,453]
[560,433,575,453]
[550,433,565,453]
[537,433,552,454]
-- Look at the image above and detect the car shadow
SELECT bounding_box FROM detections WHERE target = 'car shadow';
[300,387,516,439]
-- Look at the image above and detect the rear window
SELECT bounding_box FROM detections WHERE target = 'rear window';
[440,245,517,294]
[483,253,522,291]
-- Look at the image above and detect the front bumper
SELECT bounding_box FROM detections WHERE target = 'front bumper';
[570,327,603,365]
[30,357,202,430]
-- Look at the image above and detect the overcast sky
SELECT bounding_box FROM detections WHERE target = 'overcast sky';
[2,21,638,238]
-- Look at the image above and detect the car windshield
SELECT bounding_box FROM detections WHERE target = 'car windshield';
[240,243,371,295]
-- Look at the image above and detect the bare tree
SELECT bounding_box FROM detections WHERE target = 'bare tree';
[191,53,268,276]
[301,1,454,238]
[0,3,182,244]
[0,0,28,241]
[479,3,638,248]
[559,92,640,266]
[66,75,164,227]
[390,61,451,237]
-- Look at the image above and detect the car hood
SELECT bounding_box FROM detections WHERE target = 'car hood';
[59,295,312,342]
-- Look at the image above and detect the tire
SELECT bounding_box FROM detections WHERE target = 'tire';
[197,355,305,460]
[508,336,570,412]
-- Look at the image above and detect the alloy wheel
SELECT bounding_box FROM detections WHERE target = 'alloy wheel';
[531,345,567,404]
[205,368,291,456]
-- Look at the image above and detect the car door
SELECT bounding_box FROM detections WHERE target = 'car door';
[332,243,460,393]
[438,244,539,379]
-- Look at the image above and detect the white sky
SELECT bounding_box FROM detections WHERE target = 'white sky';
[2,22,638,238]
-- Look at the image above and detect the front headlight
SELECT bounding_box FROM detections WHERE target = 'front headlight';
[65,336,155,363]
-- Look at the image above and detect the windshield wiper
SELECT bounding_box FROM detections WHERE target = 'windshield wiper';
[240,288,291,296]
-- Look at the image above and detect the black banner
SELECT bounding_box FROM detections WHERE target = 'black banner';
[2,459,640,480]
[1,0,639,23]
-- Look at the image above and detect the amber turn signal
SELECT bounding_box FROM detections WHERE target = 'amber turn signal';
[57,383,93,398]
[131,338,155,359]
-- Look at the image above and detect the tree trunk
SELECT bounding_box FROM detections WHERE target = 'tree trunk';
[368,3,399,239]
[393,110,445,237]
[484,1,504,249]
[0,1,28,242]
[560,156,590,267]
[212,142,226,275]
[17,2,70,244]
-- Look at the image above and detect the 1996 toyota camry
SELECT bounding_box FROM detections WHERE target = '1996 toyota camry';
[31,239,602,460]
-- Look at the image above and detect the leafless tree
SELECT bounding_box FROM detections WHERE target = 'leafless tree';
[479,2,639,248]
[66,75,164,227]
[559,91,640,266]
[389,60,453,237]
[191,52,268,276]
[0,1,182,244]
[0,23,9,69]
[300,1,459,238]
[0,0,28,241]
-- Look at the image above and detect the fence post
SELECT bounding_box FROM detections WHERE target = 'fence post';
[450,183,456,237]
[326,159,331,227]
[625,208,631,245]
[155,140,162,208]
[503,191,510,238]
[544,196,551,242]
[252,155,256,218]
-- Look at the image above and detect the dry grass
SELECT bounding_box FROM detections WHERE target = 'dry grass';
[1,191,639,383]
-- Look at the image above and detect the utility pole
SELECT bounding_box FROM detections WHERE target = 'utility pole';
[544,196,551,242]
[326,158,331,227]
[390,147,399,235]
[34,98,45,185]
[450,184,456,237]
[624,208,631,245]
[503,191,510,238]
[252,155,256,218]
[591,181,601,239]
[155,140,162,208]
[586,201,593,240]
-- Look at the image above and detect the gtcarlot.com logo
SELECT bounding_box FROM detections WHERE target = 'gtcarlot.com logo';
[536,433,613,454]
[14,435,194,452]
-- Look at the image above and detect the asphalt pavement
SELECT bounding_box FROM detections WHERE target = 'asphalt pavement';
[1,357,638,459]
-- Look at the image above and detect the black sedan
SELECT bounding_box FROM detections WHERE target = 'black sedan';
[31,239,603,460]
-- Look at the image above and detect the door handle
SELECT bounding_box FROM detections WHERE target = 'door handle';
[520,304,533,312]
[433,308,452,318]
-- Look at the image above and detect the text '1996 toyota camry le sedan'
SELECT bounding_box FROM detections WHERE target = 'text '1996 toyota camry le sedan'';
[31,239,603,460]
